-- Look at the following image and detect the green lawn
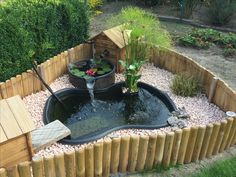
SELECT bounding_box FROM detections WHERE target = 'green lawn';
[190,156,236,177]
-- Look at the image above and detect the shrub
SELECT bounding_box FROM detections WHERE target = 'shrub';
[0,0,89,82]
[88,0,103,15]
[223,48,236,57]
[208,0,236,25]
[171,73,201,97]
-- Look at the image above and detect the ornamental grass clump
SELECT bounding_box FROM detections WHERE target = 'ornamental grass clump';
[108,7,172,93]
[171,73,201,97]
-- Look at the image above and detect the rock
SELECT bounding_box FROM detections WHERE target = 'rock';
[167,116,178,126]
[171,107,190,119]
[176,119,187,129]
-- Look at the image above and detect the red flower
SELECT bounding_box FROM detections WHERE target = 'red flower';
[86,69,96,76]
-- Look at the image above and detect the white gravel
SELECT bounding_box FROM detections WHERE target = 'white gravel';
[23,63,226,158]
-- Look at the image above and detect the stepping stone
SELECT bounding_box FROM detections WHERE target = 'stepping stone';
[31,120,71,152]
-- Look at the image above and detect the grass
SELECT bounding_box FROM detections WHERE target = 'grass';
[190,156,236,177]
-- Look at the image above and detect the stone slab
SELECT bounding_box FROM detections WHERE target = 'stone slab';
[31,120,71,151]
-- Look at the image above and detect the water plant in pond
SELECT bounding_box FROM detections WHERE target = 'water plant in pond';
[108,7,172,93]
[69,59,113,80]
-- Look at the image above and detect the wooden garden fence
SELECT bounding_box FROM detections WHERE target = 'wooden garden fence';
[0,44,236,177]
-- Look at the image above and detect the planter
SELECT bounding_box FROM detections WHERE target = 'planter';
[68,59,115,90]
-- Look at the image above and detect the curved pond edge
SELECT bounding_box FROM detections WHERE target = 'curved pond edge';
[43,82,177,144]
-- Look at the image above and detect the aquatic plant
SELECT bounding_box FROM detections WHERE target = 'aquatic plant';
[108,7,172,93]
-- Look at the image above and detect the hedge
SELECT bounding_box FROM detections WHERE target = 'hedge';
[0,0,89,82]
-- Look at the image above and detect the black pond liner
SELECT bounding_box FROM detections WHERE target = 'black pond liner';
[43,82,177,144]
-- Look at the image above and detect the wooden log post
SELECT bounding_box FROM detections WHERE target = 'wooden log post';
[68,48,76,63]
[7,165,19,177]
[184,126,198,163]
[32,158,44,177]
[206,122,221,158]
[44,155,56,177]
[18,162,31,177]
[22,72,30,96]
[44,60,51,85]
[171,129,182,166]
[32,67,42,93]
[177,128,190,164]
[38,64,47,90]
[5,79,14,98]
[10,77,18,96]
[110,137,121,174]
[128,135,140,172]
[192,125,206,162]
[119,136,130,173]
[16,75,24,97]
[0,83,8,99]
[85,146,94,177]
[26,70,34,94]
[0,168,7,177]
[65,151,76,177]
[145,134,157,170]
[94,142,103,177]
[219,118,234,152]
[162,132,174,168]
[54,153,66,177]
[212,120,227,155]
[227,117,236,147]
[75,149,85,177]
[199,124,213,160]
[136,135,149,171]
[102,138,112,177]
[154,133,166,165]
[208,77,219,102]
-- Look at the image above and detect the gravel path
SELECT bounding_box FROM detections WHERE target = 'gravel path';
[23,63,226,158]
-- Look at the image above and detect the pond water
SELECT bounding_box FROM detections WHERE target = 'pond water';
[44,82,176,144]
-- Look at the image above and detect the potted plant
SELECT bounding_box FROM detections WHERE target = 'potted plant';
[108,7,172,93]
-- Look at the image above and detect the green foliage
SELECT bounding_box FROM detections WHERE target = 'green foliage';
[108,7,172,93]
[174,0,201,18]
[179,28,221,49]
[208,0,236,25]
[171,73,201,97]
[179,28,236,56]
[223,48,236,57]
[88,0,103,15]
[0,0,89,82]
[69,60,112,79]
[190,156,236,177]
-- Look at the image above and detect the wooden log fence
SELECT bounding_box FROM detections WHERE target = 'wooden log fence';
[1,43,236,177]
[0,44,92,99]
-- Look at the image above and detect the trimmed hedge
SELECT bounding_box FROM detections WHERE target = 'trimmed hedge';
[0,0,89,82]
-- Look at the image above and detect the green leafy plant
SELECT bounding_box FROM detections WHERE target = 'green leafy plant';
[69,60,112,79]
[179,28,236,56]
[208,0,236,25]
[0,0,89,82]
[88,0,103,15]
[179,28,221,49]
[108,7,172,93]
[171,73,201,97]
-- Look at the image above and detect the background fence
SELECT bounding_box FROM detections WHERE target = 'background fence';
[0,44,236,177]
